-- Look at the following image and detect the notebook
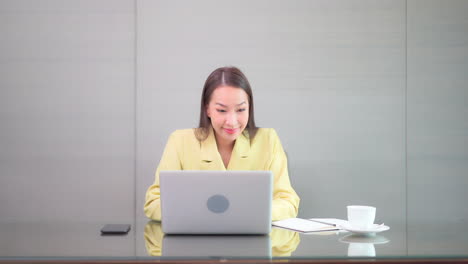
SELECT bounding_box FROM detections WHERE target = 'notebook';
[159,170,273,234]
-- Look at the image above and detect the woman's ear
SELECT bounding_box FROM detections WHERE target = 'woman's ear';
[206,104,211,118]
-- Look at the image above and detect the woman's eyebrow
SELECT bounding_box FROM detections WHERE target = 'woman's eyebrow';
[215,101,246,107]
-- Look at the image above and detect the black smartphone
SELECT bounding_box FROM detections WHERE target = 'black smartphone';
[100,224,131,235]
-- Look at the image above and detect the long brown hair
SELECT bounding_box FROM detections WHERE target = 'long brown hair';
[195,66,258,141]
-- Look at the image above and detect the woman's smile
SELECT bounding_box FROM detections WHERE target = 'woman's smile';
[223,128,239,134]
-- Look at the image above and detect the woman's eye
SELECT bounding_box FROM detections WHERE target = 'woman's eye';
[216,109,226,113]
[237,108,246,112]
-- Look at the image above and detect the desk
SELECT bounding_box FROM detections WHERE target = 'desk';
[1,217,468,263]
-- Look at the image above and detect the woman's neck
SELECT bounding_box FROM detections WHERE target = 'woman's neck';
[214,136,235,153]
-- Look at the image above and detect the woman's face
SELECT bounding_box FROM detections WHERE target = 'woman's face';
[206,86,249,146]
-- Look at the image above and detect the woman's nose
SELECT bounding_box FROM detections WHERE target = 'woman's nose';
[225,112,237,126]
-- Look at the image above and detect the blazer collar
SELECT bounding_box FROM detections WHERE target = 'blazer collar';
[200,127,251,163]
[232,129,251,159]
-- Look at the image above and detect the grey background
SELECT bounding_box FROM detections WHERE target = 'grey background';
[0,0,135,223]
[1,0,467,257]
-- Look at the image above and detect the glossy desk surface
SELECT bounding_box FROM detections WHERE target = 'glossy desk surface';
[1,217,468,263]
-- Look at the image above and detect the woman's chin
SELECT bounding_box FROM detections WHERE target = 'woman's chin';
[223,132,239,140]
[219,130,241,141]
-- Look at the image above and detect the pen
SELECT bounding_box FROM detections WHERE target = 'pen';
[308,219,337,227]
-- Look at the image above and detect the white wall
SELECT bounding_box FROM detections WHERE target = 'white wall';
[407,0,468,254]
[0,0,135,223]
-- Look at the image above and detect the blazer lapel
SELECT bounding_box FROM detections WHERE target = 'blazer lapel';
[227,130,251,170]
[200,127,225,171]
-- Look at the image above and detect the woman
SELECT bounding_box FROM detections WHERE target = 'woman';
[144,66,300,221]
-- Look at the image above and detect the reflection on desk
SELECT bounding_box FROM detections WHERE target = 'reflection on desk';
[339,233,390,257]
[144,221,300,257]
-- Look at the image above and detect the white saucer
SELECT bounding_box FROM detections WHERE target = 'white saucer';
[339,222,390,234]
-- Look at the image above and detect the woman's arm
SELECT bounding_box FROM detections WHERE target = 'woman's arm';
[269,129,300,221]
[144,131,182,221]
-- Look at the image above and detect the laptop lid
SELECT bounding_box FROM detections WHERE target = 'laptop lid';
[160,170,273,235]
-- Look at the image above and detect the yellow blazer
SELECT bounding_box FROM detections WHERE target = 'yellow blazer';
[144,127,300,221]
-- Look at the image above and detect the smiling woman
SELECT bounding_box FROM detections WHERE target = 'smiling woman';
[196,67,257,145]
[204,86,250,167]
[144,66,300,222]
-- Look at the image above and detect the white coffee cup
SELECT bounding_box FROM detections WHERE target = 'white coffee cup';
[347,205,376,229]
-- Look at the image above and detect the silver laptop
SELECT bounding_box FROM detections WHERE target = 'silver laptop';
[160,170,272,234]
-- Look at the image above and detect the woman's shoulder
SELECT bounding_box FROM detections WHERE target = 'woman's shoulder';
[252,128,281,144]
[169,128,198,140]
[254,127,279,137]
[252,128,285,153]
[165,129,199,149]
[170,128,195,136]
